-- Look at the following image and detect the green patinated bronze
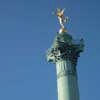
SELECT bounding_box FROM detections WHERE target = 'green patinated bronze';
[46,31,84,100]
[47,32,84,64]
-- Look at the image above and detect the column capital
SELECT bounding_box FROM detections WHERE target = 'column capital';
[46,32,84,65]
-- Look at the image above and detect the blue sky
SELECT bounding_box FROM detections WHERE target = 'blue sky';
[0,0,100,100]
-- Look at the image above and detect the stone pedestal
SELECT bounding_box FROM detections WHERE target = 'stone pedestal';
[46,32,84,100]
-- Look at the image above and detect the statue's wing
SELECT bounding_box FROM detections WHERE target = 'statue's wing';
[61,8,65,14]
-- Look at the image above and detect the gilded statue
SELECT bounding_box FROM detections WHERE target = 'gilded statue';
[54,8,69,33]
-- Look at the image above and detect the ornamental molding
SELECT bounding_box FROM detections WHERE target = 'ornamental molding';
[46,33,84,64]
